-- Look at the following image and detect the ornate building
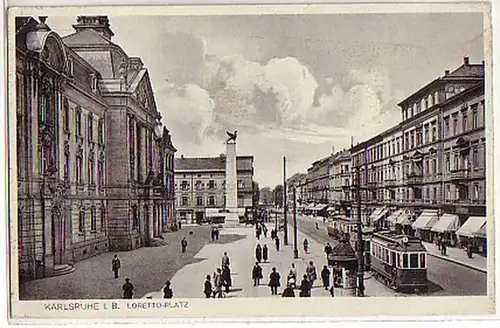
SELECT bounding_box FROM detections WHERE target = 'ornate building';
[174,155,254,223]
[15,16,176,283]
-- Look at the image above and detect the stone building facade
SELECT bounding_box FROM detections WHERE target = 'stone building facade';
[305,156,331,204]
[174,155,254,223]
[15,16,176,282]
[329,150,352,217]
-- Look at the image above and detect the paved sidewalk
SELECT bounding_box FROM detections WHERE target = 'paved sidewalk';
[422,242,487,273]
[144,223,396,298]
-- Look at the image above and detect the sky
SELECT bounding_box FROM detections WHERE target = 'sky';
[46,13,484,189]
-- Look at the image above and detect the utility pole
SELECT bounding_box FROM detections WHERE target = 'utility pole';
[356,163,365,297]
[283,156,288,245]
[293,188,299,258]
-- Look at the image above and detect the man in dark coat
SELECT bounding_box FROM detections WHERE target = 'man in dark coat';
[122,278,134,299]
[204,275,213,298]
[281,284,296,297]
[111,254,121,279]
[268,267,281,295]
[211,228,215,242]
[255,244,262,263]
[181,237,188,253]
[163,280,173,299]
[262,245,269,263]
[299,274,311,297]
[222,265,232,293]
[252,262,263,286]
[321,265,331,290]
[222,252,230,268]
[275,236,280,252]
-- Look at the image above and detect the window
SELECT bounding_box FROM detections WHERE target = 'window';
[452,115,458,135]
[181,196,188,206]
[98,118,104,144]
[432,123,437,141]
[97,160,104,186]
[433,158,437,174]
[181,181,189,191]
[91,74,98,91]
[76,108,82,136]
[76,155,83,184]
[64,153,70,180]
[424,126,429,143]
[90,206,97,231]
[462,112,468,132]
[444,117,450,137]
[209,195,215,206]
[78,211,85,232]
[397,253,401,267]
[426,187,430,199]
[397,139,400,153]
[402,254,409,268]
[132,206,139,228]
[472,107,479,129]
[100,207,106,231]
[208,180,215,189]
[454,153,460,170]
[68,58,74,76]
[63,98,70,131]
[425,160,429,175]
[409,253,419,268]
[419,253,426,269]
[445,154,450,172]
[473,149,479,168]
[196,180,203,190]
[474,184,479,200]
[446,185,451,200]
[88,158,95,185]
[433,187,437,199]
[196,196,203,206]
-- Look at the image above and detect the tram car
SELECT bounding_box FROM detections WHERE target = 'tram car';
[369,231,428,293]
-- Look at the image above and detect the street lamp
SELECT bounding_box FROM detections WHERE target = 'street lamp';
[355,163,365,297]
[293,187,298,259]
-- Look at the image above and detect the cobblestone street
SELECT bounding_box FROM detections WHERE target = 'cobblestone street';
[19,226,244,300]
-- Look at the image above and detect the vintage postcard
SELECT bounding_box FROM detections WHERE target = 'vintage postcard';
[7,2,495,322]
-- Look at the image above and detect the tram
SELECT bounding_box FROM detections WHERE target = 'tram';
[369,231,428,293]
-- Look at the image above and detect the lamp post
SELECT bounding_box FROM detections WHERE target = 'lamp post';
[293,187,299,259]
[283,156,288,245]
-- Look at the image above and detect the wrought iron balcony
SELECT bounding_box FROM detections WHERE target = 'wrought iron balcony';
[450,168,470,182]
[406,171,423,185]
[384,179,397,187]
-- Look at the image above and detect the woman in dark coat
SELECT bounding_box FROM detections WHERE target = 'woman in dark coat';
[163,280,173,299]
[252,262,263,286]
[255,244,262,263]
[281,284,296,297]
[262,245,269,263]
[204,275,213,298]
[122,278,134,299]
[321,265,331,290]
[268,267,281,295]
[222,265,232,292]
[299,274,311,297]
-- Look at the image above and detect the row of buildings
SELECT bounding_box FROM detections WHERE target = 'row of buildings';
[16,16,177,282]
[287,57,487,249]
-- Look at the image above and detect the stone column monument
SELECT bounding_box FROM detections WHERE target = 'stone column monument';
[224,131,243,225]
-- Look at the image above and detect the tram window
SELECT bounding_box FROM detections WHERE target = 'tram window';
[385,249,390,263]
[420,253,426,269]
[397,253,401,267]
[402,254,409,268]
[391,251,396,266]
[409,254,419,268]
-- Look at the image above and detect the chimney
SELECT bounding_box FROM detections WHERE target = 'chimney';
[444,70,450,75]
[463,56,470,66]
[72,16,115,40]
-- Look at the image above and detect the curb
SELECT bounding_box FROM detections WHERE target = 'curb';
[427,252,487,273]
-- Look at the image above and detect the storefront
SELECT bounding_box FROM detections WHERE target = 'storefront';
[411,209,439,242]
[430,213,460,247]
[368,207,389,229]
[456,216,487,256]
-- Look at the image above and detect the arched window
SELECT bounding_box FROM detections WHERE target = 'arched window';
[78,210,85,232]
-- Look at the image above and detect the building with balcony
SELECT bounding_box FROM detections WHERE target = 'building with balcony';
[350,56,485,239]
[305,156,331,206]
[15,16,177,283]
[174,155,254,223]
[330,149,352,217]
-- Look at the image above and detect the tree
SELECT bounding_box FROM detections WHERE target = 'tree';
[260,187,273,205]
[273,185,283,207]
[252,181,260,207]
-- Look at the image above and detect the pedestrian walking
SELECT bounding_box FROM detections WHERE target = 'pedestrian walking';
[256,226,262,240]
[178,221,182,230]
[252,262,263,286]
[275,235,280,252]
[211,228,215,242]
[122,278,134,299]
[321,265,331,290]
[287,263,297,289]
[441,241,447,256]
[111,254,121,279]
[215,228,220,240]
[268,267,281,295]
[213,268,223,298]
[204,275,213,298]
[263,225,268,238]
[222,252,230,268]
[303,238,309,254]
[299,274,311,297]
[181,237,188,253]
[222,265,232,293]
[271,229,276,240]
[306,261,317,287]
[262,245,269,263]
[315,222,319,229]
[163,280,173,299]
[324,243,333,256]
[281,284,296,297]
[255,244,262,263]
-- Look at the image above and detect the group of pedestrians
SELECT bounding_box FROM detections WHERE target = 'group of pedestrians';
[203,252,233,298]
[112,254,173,299]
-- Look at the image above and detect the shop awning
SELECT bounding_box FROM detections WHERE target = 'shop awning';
[385,210,403,223]
[431,214,460,233]
[315,204,328,211]
[327,207,336,212]
[369,207,389,222]
[412,210,439,230]
[473,224,487,238]
[395,212,413,226]
[456,216,487,238]
[335,215,357,224]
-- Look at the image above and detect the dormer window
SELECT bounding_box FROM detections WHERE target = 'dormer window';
[91,74,98,91]
[68,58,74,76]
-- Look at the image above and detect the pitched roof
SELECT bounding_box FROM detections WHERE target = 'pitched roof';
[175,156,254,172]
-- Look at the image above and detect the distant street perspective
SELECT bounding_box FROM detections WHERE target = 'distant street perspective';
[15,13,487,300]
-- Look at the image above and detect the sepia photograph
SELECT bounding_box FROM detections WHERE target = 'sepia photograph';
[7,2,495,320]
